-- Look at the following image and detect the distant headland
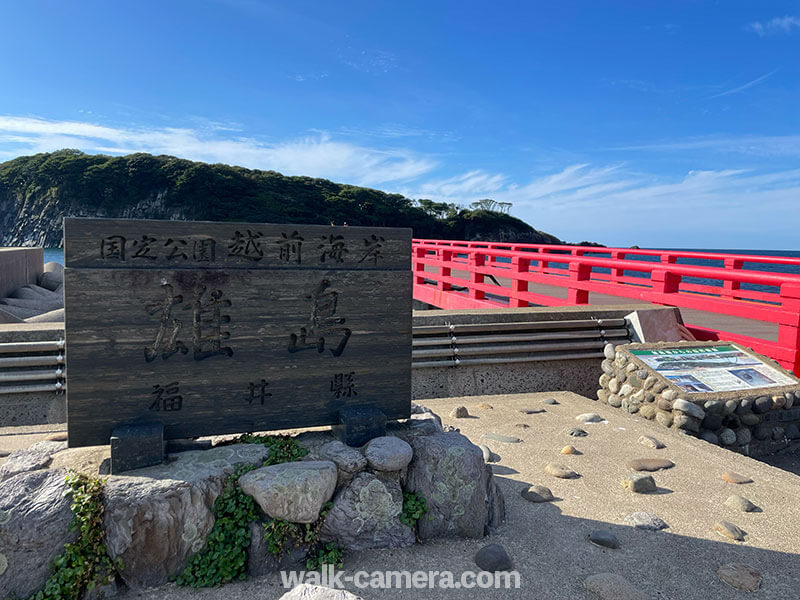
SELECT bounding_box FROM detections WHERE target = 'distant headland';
[0,150,572,248]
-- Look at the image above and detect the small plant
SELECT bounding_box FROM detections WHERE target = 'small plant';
[238,434,309,465]
[263,501,339,568]
[175,464,259,588]
[304,543,344,571]
[29,471,120,600]
[400,491,429,528]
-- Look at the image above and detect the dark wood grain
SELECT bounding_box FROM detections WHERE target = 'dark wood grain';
[64,218,410,270]
[65,218,412,447]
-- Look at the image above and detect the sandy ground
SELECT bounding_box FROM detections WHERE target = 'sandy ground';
[4,392,800,599]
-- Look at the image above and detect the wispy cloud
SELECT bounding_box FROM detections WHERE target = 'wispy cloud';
[748,16,800,36]
[709,70,777,98]
[610,134,800,158]
[0,116,435,187]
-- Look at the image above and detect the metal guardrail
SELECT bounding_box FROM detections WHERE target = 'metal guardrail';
[0,339,66,396]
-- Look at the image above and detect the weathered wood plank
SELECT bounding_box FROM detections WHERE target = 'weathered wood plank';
[64,218,411,270]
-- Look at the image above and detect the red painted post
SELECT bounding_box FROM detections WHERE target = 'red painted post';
[469,252,486,300]
[510,256,531,307]
[610,251,626,283]
[651,269,681,295]
[723,258,743,298]
[413,246,427,285]
[438,249,452,291]
[567,262,590,304]
[778,282,800,375]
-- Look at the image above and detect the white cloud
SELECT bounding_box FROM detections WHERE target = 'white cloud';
[748,16,800,36]
[611,134,800,158]
[0,116,435,187]
[709,70,776,98]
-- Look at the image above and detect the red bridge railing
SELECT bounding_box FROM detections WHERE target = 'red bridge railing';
[411,239,800,375]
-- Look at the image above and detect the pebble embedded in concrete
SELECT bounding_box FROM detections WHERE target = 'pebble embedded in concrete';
[544,462,579,479]
[637,435,664,449]
[717,563,762,592]
[450,406,470,418]
[575,413,604,423]
[724,495,759,512]
[628,458,674,472]
[584,573,647,600]
[543,398,559,405]
[588,529,619,549]
[561,445,580,455]
[567,428,588,437]
[474,543,513,572]
[721,471,753,484]
[620,473,656,493]
[624,512,668,530]
[714,520,747,542]
[520,484,554,503]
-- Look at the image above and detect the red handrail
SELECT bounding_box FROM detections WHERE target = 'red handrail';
[411,239,800,375]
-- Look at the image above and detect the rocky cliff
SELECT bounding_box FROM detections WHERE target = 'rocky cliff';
[0,150,563,247]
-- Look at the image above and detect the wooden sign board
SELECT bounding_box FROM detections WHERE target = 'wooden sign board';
[64,218,412,447]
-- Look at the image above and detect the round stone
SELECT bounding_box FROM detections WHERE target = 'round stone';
[597,389,610,403]
[717,563,762,592]
[704,400,724,415]
[561,445,580,455]
[721,471,753,484]
[722,400,738,415]
[661,389,678,401]
[700,431,719,445]
[364,436,413,471]
[773,394,786,409]
[449,406,470,418]
[520,485,554,503]
[575,413,603,423]
[542,397,559,405]
[588,529,619,549]
[477,403,494,410]
[628,458,674,472]
[754,425,771,440]
[736,398,754,415]
[599,373,611,388]
[514,423,530,429]
[724,495,758,512]
[584,573,646,600]
[609,378,621,393]
[608,394,622,408]
[545,463,579,479]
[636,369,648,380]
[638,404,656,420]
[616,371,628,384]
[656,398,674,411]
[619,384,634,397]
[753,396,773,414]
[719,428,736,445]
[637,435,664,449]
[772,426,785,441]
[673,398,705,420]
[601,359,615,375]
[620,473,656,493]
[567,427,588,437]
[603,344,616,359]
[624,512,668,530]
[786,424,800,440]
[723,414,741,429]
[735,428,752,446]
[614,352,628,366]
[520,408,545,414]
[701,414,723,430]
[785,392,795,409]
[714,520,746,541]
[474,543,513,572]
[643,376,657,390]
[626,362,638,373]
[740,413,761,426]
[655,411,673,428]
[674,414,700,433]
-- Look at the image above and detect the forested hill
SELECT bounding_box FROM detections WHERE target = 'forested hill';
[0,150,563,247]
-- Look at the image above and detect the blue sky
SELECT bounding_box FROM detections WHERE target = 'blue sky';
[1,1,799,249]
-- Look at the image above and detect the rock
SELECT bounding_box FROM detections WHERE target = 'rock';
[319,441,367,475]
[620,473,656,493]
[542,397,559,405]
[643,376,657,390]
[624,512,668,530]
[735,427,752,446]
[45,432,67,442]
[753,396,773,414]
[772,426,785,441]
[246,521,308,577]
[604,344,616,359]
[638,435,664,449]
[701,414,723,430]
[483,433,522,444]
[704,400,724,415]
[474,543,513,571]
[279,583,365,599]
[722,400,738,415]
[773,394,786,409]
[477,403,494,410]
[104,444,272,590]
[628,458,674,472]
[520,485,554,502]
[754,425,771,441]
[514,423,530,429]
[601,359,615,375]
[561,445,580,455]
[740,413,761,426]
[544,463,578,479]
[567,428,588,437]
[636,369,649,380]
[608,394,622,408]
[520,408,545,414]
[599,373,611,388]
[786,424,800,440]
[319,471,414,550]
[638,405,656,420]
[479,444,500,463]
[240,460,337,523]
[588,529,619,549]
[614,351,628,366]
[724,495,758,512]
[608,378,621,394]
[406,432,501,539]
[655,411,673,428]
[719,428,736,445]
[717,563,762,592]
[736,398,754,415]
[0,440,67,482]
[0,469,76,599]
[721,471,752,484]
[673,414,700,433]
[575,413,603,423]
[656,397,674,411]
[714,520,746,541]
[584,573,647,600]
[661,389,678,401]
[700,431,719,445]
[673,398,705,419]
[621,398,640,414]
[619,384,634,397]
[785,392,795,410]
[364,437,412,472]
[450,406,470,418]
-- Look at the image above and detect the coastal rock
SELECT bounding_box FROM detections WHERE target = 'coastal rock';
[319,472,414,550]
[0,469,76,599]
[406,432,500,539]
[673,414,700,433]
[105,444,272,590]
[239,461,337,523]
[364,437,413,472]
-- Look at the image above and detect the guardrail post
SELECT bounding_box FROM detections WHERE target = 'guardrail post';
[778,282,800,375]
[414,246,427,285]
[723,258,743,298]
[567,262,590,304]
[610,251,626,283]
[652,269,681,295]
[468,253,485,300]
[510,256,530,307]
[438,249,452,291]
